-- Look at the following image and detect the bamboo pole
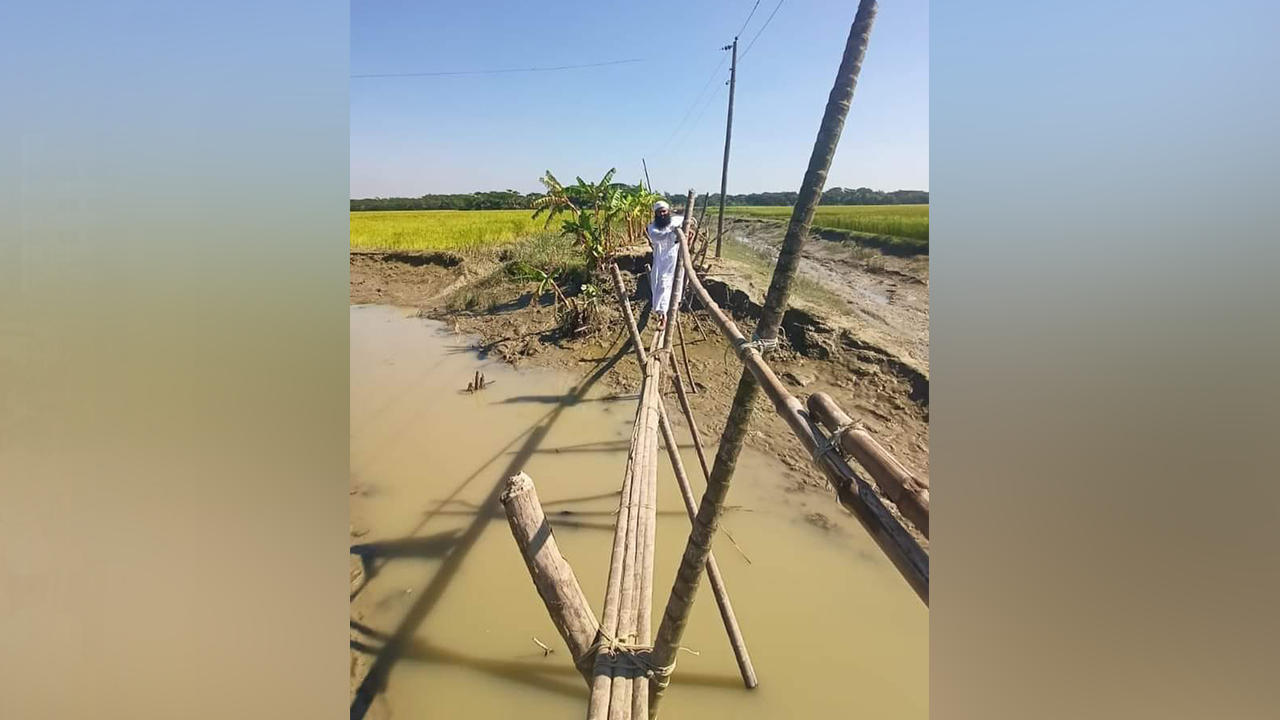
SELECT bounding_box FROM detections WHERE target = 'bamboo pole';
[607,237,757,691]
[587,401,645,719]
[808,392,930,537]
[652,7,886,713]
[591,333,665,719]
[656,400,758,688]
[660,192,695,352]
[607,376,646,719]
[631,355,662,719]
[675,316,697,394]
[610,262,649,371]
[662,224,928,599]
[500,472,600,683]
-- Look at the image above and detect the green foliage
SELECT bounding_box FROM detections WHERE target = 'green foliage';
[532,168,654,269]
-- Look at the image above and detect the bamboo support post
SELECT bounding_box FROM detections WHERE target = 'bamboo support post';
[656,399,758,688]
[500,472,600,682]
[808,392,930,537]
[610,262,649,371]
[675,315,697,394]
[652,7,892,714]
[660,222,928,602]
[660,192,695,353]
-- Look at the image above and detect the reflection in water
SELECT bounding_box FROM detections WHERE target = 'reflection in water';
[350,305,927,719]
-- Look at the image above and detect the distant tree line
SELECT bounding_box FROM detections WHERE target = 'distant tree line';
[350,190,536,211]
[351,186,927,211]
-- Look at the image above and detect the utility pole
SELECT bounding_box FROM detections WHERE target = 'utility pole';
[642,158,652,192]
[715,38,738,259]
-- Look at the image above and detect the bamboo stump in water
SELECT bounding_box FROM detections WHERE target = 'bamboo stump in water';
[500,472,599,683]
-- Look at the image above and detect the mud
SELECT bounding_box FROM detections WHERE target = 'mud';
[349,232,930,537]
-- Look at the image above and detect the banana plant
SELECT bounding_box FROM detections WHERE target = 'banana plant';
[525,168,658,333]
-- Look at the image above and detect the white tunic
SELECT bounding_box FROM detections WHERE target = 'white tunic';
[646,215,685,315]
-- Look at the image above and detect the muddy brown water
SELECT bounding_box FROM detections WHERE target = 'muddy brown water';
[350,304,927,719]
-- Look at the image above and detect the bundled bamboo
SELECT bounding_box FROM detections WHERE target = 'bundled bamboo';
[588,351,663,720]
[609,226,758,693]
[808,392,930,537]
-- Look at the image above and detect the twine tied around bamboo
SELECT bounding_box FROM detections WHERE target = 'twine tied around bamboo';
[811,420,861,464]
[736,332,779,359]
[724,331,781,367]
[576,628,697,684]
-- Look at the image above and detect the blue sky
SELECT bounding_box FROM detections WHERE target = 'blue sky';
[350,0,927,197]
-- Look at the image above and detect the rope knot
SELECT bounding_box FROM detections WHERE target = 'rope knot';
[735,331,779,359]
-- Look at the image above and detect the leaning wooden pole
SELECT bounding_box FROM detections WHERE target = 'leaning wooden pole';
[500,472,600,683]
[651,6,883,714]
[663,191,696,352]
[610,262,649,370]
[656,400,758,688]
[809,392,930,537]
[667,226,928,597]
[675,317,698,394]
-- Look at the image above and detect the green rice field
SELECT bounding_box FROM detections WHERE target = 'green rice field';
[350,210,547,252]
[351,204,930,255]
[726,204,929,248]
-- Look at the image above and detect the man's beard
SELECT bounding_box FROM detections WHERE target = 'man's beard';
[654,214,671,229]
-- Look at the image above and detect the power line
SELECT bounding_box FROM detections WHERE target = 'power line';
[670,81,728,156]
[735,0,762,38]
[351,58,645,79]
[739,0,785,62]
[652,51,730,157]
[651,0,762,158]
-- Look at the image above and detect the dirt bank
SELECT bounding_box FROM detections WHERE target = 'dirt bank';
[350,228,929,542]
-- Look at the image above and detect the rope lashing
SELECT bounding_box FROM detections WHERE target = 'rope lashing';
[724,331,780,366]
[576,628,697,682]
[736,332,779,359]
[811,421,861,464]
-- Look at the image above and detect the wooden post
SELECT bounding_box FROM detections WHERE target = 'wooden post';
[675,317,697,394]
[715,38,737,259]
[500,472,600,683]
[656,400,758,688]
[662,191,696,352]
[610,262,649,371]
[652,6,885,713]
[808,392,930,537]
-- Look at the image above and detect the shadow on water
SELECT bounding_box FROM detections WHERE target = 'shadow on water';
[495,394,639,406]
[350,621,744,702]
[351,530,465,584]
[351,331,636,720]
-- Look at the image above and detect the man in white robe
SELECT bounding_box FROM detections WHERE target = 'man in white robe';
[645,200,689,330]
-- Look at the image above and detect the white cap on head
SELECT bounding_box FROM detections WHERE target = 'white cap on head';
[653,201,670,212]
